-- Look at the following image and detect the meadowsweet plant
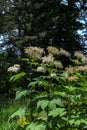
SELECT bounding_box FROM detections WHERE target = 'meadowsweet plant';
[8,46,87,130]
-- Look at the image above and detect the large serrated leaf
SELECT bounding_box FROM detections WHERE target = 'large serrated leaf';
[26,123,46,130]
[53,98,64,107]
[10,72,26,82]
[69,119,75,125]
[9,107,26,120]
[28,81,38,87]
[48,98,64,110]
[15,90,28,100]
[48,108,66,118]
[48,100,56,110]
[37,100,49,110]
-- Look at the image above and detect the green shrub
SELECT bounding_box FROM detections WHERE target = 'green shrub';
[8,46,87,130]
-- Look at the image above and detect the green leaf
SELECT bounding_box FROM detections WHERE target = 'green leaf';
[37,111,47,120]
[53,98,64,107]
[9,108,26,120]
[48,98,64,110]
[37,100,49,110]
[74,120,81,126]
[69,119,75,125]
[26,123,46,130]
[28,81,38,87]
[9,72,26,82]
[15,90,28,100]
[54,91,67,97]
[80,119,87,124]
[21,58,29,62]
[36,93,48,99]
[84,126,87,129]
[48,100,56,110]
[38,80,49,87]
[28,79,49,88]
[30,61,39,66]
[48,108,66,118]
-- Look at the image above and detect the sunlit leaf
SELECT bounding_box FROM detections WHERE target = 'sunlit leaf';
[10,72,26,82]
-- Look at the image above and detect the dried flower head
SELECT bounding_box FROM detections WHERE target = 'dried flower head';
[37,66,45,73]
[74,51,85,59]
[25,46,45,61]
[59,48,69,57]
[81,57,87,65]
[65,66,74,73]
[50,73,57,77]
[63,72,78,81]
[42,54,54,64]
[76,65,87,72]
[53,61,63,69]
[67,75,78,82]
[47,46,59,56]
[7,64,20,73]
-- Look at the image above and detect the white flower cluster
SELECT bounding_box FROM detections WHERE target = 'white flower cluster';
[7,64,20,73]
[50,73,57,77]
[76,65,87,72]
[42,54,54,64]
[53,61,63,69]
[81,57,87,65]
[59,48,69,57]
[74,51,87,65]
[47,46,59,56]
[25,46,45,60]
[37,66,45,73]
[65,66,75,74]
[63,72,78,81]
[47,46,69,57]
[74,51,85,59]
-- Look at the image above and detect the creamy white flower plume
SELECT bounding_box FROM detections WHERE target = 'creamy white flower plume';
[7,64,20,73]
[37,66,45,73]
[42,54,54,64]
[25,46,45,60]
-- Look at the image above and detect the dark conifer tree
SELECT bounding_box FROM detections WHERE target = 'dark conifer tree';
[1,0,85,56]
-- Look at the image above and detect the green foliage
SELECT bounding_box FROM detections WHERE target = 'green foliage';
[26,123,46,130]
[9,108,26,120]
[1,47,87,129]
[37,100,49,110]
[10,72,26,82]
[0,96,27,130]
[48,108,66,118]
[15,90,29,100]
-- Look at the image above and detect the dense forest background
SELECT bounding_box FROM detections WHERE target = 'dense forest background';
[0,0,87,130]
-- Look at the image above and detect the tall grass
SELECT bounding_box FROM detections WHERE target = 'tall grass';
[0,95,27,130]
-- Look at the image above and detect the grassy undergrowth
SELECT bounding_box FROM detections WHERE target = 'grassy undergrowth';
[0,95,28,130]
